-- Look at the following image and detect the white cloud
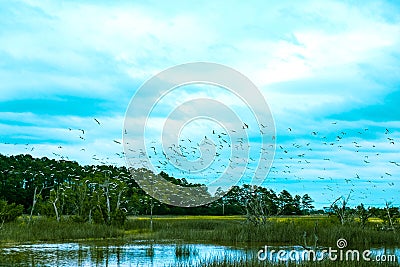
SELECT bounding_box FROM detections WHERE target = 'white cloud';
[1,0,400,206]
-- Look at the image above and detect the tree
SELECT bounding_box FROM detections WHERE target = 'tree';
[278,190,300,215]
[356,203,372,228]
[377,202,399,231]
[0,200,23,226]
[243,185,280,225]
[29,185,48,223]
[330,194,353,225]
[49,188,61,222]
[301,194,315,215]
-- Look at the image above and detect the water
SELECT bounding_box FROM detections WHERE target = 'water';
[0,241,398,266]
[0,241,251,267]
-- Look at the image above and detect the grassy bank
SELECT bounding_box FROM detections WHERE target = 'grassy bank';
[0,217,123,243]
[125,215,400,247]
[0,215,399,247]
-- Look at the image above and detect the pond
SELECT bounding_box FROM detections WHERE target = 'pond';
[0,241,251,267]
[0,241,398,266]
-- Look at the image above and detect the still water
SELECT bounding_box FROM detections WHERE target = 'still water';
[0,241,398,266]
[0,241,250,267]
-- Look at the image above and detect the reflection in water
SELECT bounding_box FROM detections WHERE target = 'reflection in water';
[0,241,250,266]
[0,242,398,266]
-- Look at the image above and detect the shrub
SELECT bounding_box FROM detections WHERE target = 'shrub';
[112,209,127,226]
[0,200,24,223]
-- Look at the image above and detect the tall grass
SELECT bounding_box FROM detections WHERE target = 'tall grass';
[175,244,199,258]
[131,217,400,247]
[1,215,399,247]
[0,217,123,243]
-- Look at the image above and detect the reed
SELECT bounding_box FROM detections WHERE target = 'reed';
[0,217,122,243]
[1,215,399,246]
[175,244,199,258]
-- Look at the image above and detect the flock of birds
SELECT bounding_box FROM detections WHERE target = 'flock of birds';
[270,124,399,203]
[125,119,275,190]
[2,117,399,205]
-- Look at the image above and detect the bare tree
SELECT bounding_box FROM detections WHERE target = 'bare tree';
[29,185,49,223]
[244,186,279,225]
[384,201,397,232]
[50,188,61,222]
[330,194,353,225]
[356,203,372,228]
[302,222,319,250]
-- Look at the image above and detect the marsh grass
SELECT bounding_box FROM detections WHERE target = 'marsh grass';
[1,215,399,247]
[0,217,122,243]
[131,216,400,247]
[175,244,199,258]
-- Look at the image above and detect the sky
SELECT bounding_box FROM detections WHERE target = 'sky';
[0,0,400,208]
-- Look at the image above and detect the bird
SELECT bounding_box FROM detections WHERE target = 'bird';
[94,118,101,125]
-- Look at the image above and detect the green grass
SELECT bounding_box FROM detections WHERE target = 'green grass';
[0,217,123,243]
[175,244,199,258]
[0,215,399,247]
[0,216,399,266]
[124,216,400,247]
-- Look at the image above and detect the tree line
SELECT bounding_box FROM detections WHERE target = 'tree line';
[1,154,398,229]
[0,154,317,224]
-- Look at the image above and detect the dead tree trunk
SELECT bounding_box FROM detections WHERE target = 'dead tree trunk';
[51,194,60,222]
[29,186,45,223]
[385,202,396,232]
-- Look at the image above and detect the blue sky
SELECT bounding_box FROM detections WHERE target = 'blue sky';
[1,0,399,208]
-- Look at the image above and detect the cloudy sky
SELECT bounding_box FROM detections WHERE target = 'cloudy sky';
[1,0,399,208]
